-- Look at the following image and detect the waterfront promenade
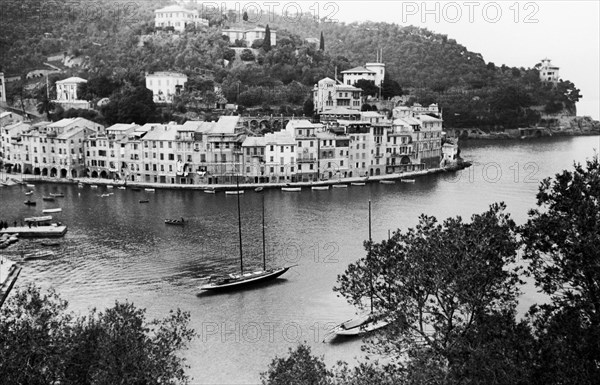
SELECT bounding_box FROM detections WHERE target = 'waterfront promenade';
[2,163,469,191]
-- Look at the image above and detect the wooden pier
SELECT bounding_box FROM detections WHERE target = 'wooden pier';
[0,225,67,238]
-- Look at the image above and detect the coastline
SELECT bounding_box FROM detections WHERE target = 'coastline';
[1,163,471,192]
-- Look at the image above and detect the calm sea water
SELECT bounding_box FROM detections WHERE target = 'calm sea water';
[1,135,598,384]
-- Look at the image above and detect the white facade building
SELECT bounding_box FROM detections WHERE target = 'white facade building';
[154,5,209,32]
[341,62,385,87]
[539,58,560,83]
[145,72,188,104]
[54,77,90,109]
[222,27,277,47]
[313,78,362,115]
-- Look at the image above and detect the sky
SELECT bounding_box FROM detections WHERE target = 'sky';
[222,0,599,119]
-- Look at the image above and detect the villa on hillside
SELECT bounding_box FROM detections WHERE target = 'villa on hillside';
[222,27,277,47]
[154,5,209,32]
[145,72,188,104]
[54,77,90,110]
[313,78,362,115]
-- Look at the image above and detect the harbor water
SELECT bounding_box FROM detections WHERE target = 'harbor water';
[0,135,598,384]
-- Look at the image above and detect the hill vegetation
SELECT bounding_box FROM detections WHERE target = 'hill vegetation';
[0,0,581,129]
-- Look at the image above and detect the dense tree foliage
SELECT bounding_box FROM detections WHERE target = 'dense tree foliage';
[521,155,600,384]
[0,284,196,385]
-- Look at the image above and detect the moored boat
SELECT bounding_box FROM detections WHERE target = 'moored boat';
[203,189,216,194]
[332,184,348,188]
[311,186,329,190]
[139,199,149,203]
[22,250,55,261]
[351,182,366,186]
[401,179,416,183]
[26,184,35,188]
[24,200,36,206]
[144,188,155,192]
[117,186,126,190]
[49,193,64,197]
[90,185,98,189]
[42,196,55,201]
[40,240,61,247]
[282,187,301,192]
[107,185,114,189]
[165,218,185,226]
[24,190,33,195]
[42,208,62,214]
[225,190,244,195]
[379,180,395,184]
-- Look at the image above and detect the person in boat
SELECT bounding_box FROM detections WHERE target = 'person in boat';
[181,217,184,222]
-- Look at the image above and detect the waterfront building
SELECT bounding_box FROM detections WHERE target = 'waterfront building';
[204,116,243,184]
[145,72,188,104]
[0,122,30,172]
[84,123,140,179]
[54,77,90,110]
[313,78,362,115]
[539,58,560,84]
[316,130,350,180]
[139,123,180,184]
[241,136,266,183]
[18,118,103,178]
[154,5,209,32]
[342,121,375,178]
[285,120,322,182]
[222,27,277,47]
[264,131,296,183]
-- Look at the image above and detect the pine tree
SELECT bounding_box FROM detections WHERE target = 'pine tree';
[319,31,325,51]
[263,24,272,52]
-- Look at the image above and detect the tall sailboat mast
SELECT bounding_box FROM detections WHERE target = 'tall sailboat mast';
[237,175,243,275]
[369,200,373,314]
[262,194,266,270]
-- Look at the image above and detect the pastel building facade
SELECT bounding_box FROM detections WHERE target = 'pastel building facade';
[54,77,90,109]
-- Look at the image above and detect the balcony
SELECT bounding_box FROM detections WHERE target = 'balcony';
[297,157,316,163]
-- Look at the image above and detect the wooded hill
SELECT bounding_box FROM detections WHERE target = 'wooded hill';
[0,0,581,128]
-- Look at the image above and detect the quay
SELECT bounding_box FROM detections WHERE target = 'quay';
[9,162,470,192]
[0,225,67,238]
[0,256,21,308]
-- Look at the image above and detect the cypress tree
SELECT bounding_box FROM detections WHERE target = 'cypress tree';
[319,31,325,51]
[263,24,271,52]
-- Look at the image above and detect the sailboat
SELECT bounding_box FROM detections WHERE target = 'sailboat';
[199,177,293,291]
[324,200,390,341]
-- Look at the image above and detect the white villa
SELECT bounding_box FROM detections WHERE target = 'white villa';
[54,77,90,110]
[154,5,209,32]
[145,72,188,104]
[313,77,362,115]
[341,62,385,88]
[539,58,560,84]
[222,27,277,47]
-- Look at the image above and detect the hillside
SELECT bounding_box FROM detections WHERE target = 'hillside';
[0,0,582,129]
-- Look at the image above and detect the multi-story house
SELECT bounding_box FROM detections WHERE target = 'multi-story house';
[316,131,350,180]
[285,120,321,182]
[343,121,373,178]
[539,58,560,84]
[341,62,385,88]
[84,123,139,179]
[140,124,179,184]
[145,72,187,104]
[264,131,296,183]
[241,136,266,183]
[1,122,29,172]
[205,116,243,185]
[154,5,209,32]
[313,78,362,115]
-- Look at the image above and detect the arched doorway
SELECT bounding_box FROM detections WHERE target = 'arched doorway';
[100,170,108,179]
[50,168,57,177]
[33,167,40,175]
[91,170,98,178]
[60,169,67,178]
[71,169,78,178]
[84,168,90,177]
[375,168,381,175]
[24,167,31,174]
[401,156,411,165]
[42,168,48,176]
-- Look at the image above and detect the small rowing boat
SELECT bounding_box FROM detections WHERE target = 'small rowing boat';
[203,189,216,194]
[49,193,64,197]
[311,186,329,190]
[332,184,348,188]
[24,200,36,206]
[25,190,33,196]
[282,187,301,192]
[401,179,416,183]
[351,182,366,186]
[165,218,185,226]
[42,196,55,201]
[225,190,244,195]
[139,199,149,203]
[42,208,62,213]
[144,188,155,192]
[379,180,395,184]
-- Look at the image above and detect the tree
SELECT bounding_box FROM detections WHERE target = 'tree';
[319,31,325,51]
[335,203,521,373]
[354,79,379,97]
[240,49,256,62]
[0,284,196,384]
[242,11,248,21]
[303,98,314,117]
[261,344,330,385]
[263,25,272,52]
[100,85,157,125]
[381,73,403,99]
[521,156,600,384]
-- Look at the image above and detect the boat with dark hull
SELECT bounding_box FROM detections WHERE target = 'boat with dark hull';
[165,218,185,225]
[199,177,293,292]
